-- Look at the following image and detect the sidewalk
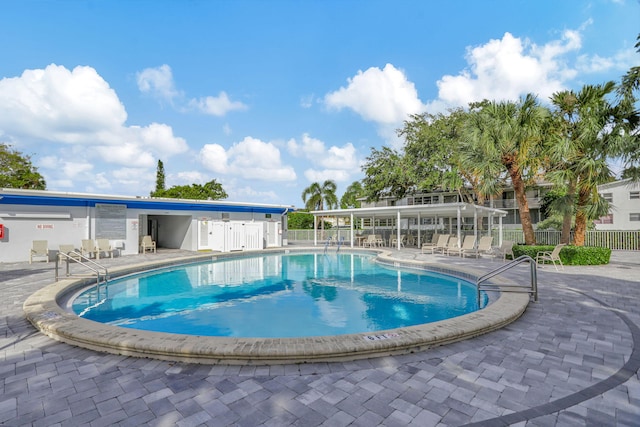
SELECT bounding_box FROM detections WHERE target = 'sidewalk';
[1,249,639,426]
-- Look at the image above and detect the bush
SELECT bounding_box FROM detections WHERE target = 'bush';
[513,245,611,266]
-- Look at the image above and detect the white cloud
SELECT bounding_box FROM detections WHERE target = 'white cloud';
[324,63,425,124]
[0,64,189,193]
[320,143,358,170]
[136,64,181,102]
[189,92,248,116]
[300,94,315,108]
[288,133,325,158]
[304,169,351,183]
[576,47,638,74]
[435,30,582,107]
[228,185,279,202]
[200,136,296,181]
[287,133,361,183]
[0,64,126,142]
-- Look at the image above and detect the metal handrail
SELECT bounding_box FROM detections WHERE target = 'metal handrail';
[55,251,109,288]
[476,255,538,304]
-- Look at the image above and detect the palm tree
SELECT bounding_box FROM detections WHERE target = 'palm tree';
[340,181,363,209]
[548,82,627,246]
[302,180,338,233]
[462,94,549,245]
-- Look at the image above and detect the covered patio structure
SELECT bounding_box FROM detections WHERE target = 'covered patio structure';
[310,202,508,250]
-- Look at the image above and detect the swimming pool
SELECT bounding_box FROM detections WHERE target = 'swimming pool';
[25,249,530,364]
[71,253,487,338]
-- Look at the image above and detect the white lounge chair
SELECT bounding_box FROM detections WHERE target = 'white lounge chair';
[536,243,566,271]
[81,239,97,259]
[421,234,440,253]
[29,240,49,263]
[141,235,156,253]
[447,235,476,257]
[423,234,450,254]
[95,239,114,259]
[463,236,494,258]
[441,236,460,254]
[493,240,515,261]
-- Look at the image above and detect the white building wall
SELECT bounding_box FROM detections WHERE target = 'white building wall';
[1,202,288,263]
[596,180,640,230]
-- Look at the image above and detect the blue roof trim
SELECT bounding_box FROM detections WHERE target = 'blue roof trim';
[0,194,289,215]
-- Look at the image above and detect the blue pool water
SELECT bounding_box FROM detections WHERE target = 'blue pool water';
[72,252,487,338]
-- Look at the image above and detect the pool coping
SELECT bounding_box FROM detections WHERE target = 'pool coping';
[23,248,531,365]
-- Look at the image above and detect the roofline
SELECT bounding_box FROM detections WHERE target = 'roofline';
[0,188,295,214]
[310,202,508,217]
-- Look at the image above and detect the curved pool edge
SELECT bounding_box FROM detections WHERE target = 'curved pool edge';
[23,249,531,365]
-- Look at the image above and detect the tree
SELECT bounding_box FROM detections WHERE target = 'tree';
[0,143,46,189]
[547,82,628,246]
[340,181,363,209]
[361,146,412,201]
[301,180,338,232]
[152,179,227,200]
[154,160,165,195]
[462,94,549,245]
[617,33,640,181]
[287,211,332,229]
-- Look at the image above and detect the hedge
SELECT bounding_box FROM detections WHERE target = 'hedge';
[512,245,612,266]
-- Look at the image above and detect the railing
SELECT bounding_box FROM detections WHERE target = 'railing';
[290,229,640,251]
[55,251,109,289]
[476,255,538,305]
[492,230,640,250]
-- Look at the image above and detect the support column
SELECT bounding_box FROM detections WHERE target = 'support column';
[396,210,401,250]
[350,213,354,248]
[313,215,318,246]
[456,206,462,245]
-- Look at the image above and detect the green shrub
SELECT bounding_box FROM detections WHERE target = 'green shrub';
[513,245,611,266]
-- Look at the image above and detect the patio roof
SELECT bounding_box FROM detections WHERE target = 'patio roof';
[308,202,508,249]
[310,202,508,219]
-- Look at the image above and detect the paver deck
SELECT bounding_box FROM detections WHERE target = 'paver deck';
[1,248,639,426]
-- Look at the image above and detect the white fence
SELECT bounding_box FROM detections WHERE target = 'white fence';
[288,229,640,251]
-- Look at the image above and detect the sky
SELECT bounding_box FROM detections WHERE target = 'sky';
[0,1,638,207]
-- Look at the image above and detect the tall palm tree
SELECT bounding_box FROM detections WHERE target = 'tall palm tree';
[462,94,549,245]
[548,82,627,246]
[302,180,338,232]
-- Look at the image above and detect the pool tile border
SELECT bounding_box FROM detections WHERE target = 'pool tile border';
[23,249,531,365]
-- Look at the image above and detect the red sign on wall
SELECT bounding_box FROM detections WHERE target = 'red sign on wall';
[0,224,4,239]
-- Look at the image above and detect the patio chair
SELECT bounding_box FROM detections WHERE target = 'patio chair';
[362,235,377,248]
[390,234,405,248]
[58,244,81,262]
[95,239,114,259]
[421,233,440,253]
[141,235,156,253]
[440,236,460,254]
[462,236,494,258]
[375,234,385,247]
[29,240,49,264]
[81,239,97,259]
[536,243,566,271]
[447,235,476,257]
[423,234,450,254]
[493,240,515,262]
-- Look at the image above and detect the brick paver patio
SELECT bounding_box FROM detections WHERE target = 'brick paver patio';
[1,248,639,426]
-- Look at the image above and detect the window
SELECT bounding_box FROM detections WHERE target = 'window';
[630,213,640,222]
[630,191,640,200]
[601,193,613,202]
[594,214,613,225]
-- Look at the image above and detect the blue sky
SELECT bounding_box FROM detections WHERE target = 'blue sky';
[0,1,638,207]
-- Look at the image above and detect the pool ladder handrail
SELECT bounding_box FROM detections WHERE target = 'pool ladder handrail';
[476,255,538,304]
[55,251,109,289]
